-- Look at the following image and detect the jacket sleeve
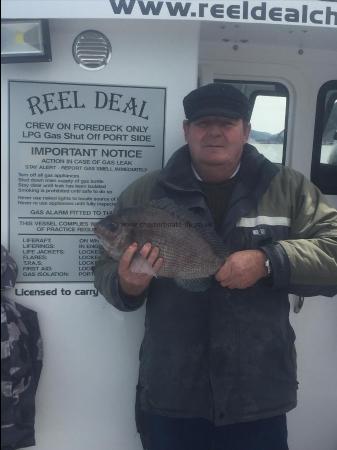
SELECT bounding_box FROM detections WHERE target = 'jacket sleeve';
[93,252,147,311]
[262,171,337,297]
[93,196,147,312]
[93,171,160,310]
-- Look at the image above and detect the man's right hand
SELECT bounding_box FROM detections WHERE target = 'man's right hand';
[118,242,163,297]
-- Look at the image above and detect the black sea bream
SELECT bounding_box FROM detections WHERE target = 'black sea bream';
[94,199,227,284]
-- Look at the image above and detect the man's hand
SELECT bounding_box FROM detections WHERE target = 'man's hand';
[215,250,268,289]
[118,242,163,297]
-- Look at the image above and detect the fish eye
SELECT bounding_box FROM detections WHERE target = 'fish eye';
[107,222,119,232]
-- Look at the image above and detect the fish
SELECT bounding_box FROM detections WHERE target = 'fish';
[94,198,227,290]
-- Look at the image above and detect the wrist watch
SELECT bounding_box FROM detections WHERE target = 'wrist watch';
[264,257,272,277]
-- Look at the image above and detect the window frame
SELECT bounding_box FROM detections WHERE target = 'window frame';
[214,79,289,165]
[311,80,337,195]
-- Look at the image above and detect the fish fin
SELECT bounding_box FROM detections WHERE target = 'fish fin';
[130,253,158,278]
[174,277,212,292]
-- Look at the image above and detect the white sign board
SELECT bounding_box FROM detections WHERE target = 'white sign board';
[2,0,337,27]
[9,80,165,283]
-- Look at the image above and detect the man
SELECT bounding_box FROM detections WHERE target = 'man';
[94,83,337,450]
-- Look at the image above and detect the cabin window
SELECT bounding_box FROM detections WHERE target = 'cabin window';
[214,80,288,165]
[249,95,286,164]
[311,80,337,194]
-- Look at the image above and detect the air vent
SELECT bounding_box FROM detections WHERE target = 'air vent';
[72,30,111,70]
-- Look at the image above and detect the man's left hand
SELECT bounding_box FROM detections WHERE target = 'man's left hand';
[215,250,268,289]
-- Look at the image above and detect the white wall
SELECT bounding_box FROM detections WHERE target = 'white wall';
[1,19,200,450]
[199,38,337,450]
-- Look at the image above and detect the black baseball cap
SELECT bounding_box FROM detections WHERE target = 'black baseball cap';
[183,83,250,122]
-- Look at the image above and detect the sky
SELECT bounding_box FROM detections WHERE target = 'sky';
[250,96,286,134]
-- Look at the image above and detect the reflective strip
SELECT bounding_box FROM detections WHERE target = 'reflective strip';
[237,216,291,227]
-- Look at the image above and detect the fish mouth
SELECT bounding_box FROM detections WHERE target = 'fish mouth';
[94,224,125,259]
[94,223,118,244]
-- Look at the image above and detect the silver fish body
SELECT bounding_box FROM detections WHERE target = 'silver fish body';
[94,200,226,280]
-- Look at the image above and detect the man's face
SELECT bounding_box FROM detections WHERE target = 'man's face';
[183,116,251,176]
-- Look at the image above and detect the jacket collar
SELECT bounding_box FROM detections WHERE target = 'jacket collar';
[159,143,278,194]
[158,144,280,235]
[221,144,279,236]
[159,144,201,193]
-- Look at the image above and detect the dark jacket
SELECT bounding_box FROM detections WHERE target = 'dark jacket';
[1,245,43,450]
[94,144,337,426]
